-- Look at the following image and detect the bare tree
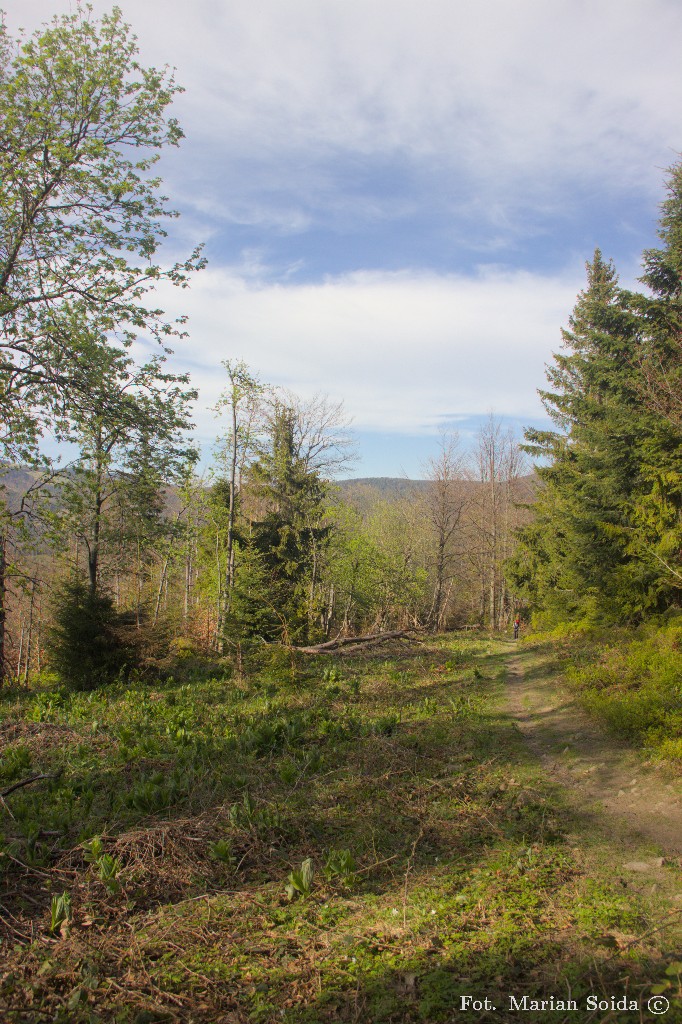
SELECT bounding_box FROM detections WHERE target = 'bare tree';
[212,360,266,644]
[470,414,526,629]
[276,390,358,477]
[423,432,470,629]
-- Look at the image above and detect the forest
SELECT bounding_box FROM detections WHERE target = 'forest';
[1,7,682,1024]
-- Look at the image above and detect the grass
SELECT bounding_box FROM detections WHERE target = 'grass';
[0,635,681,1022]
[527,615,682,763]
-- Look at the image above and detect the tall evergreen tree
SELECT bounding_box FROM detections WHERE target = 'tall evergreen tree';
[621,160,682,600]
[511,250,652,619]
[248,403,331,644]
[512,156,682,624]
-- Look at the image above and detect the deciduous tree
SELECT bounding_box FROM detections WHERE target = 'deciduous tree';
[423,432,469,629]
[0,4,204,459]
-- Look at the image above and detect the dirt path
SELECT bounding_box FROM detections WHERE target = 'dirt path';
[506,647,682,860]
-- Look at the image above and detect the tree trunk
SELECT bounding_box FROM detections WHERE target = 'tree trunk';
[295,628,417,654]
[153,554,171,626]
[36,593,43,674]
[488,441,497,628]
[431,536,447,629]
[88,444,105,597]
[184,546,192,619]
[0,534,6,685]
[23,580,35,686]
[136,538,149,627]
[323,584,335,637]
[215,529,223,649]
[225,397,238,601]
[16,615,24,684]
[308,534,318,640]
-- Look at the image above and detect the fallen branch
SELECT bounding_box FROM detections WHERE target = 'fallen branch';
[1,772,61,799]
[0,795,15,819]
[325,637,416,657]
[3,851,54,879]
[294,629,419,655]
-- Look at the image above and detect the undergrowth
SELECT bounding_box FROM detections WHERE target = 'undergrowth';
[530,614,682,762]
[0,635,680,1022]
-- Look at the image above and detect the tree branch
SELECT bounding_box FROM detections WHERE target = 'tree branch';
[1,772,61,799]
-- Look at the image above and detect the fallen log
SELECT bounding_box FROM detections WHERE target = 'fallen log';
[1,772,61,799]
[294,628,419,655]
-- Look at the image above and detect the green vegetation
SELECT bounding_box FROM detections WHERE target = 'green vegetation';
[0,5,204,464]
[0,637,680,1021]
[0,6,526,691]
[46,576,129,691]
[527,616,682,763]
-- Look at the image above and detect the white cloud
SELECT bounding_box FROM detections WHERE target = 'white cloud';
[163,0,681,180]
[15,0,682,232]
[150,262,585,442]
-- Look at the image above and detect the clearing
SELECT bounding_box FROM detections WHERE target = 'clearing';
[0,635,681,1023]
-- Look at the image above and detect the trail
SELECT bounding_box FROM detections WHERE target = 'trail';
[506,648,682,860]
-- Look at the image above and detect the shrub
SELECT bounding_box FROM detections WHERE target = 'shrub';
[46,576,131,691]
[565,617,682,755]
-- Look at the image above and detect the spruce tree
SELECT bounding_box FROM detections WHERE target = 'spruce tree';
[47,576,127,690]
[622,160,682,603]
[248,404,330,643]
[514,156,682,624]
[514,250,651,619]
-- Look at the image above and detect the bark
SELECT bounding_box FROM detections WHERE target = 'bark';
[152,510,184,626]
[0,534,5,685]
[22,580,35,686]
[214,528,223,648]
[308,533,318,637]
[135,539,143,627]
[88,439,105,597]
[16,616,24,684]
[322,583,335,637]
[293,628,418,655]
[1,772,61,798]
[184,547,191,619]
[225,395,238,602]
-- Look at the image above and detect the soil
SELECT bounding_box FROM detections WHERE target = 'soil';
[506,646,682,864]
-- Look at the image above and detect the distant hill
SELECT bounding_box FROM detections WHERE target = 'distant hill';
[0,466,48,512]
[334,475,537,513]
[1,468,537,520]
[332,477,429,513]
[335,477,429,496]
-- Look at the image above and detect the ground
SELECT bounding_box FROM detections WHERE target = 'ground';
[507,646,682,856]
[0,635,681,1023]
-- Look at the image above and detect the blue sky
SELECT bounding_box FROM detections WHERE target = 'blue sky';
[14,0,682,476]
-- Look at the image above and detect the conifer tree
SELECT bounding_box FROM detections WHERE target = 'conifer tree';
[248,403,331,643]
[622,160,682,599]
[512,250,649,618]
[513,156,682,623]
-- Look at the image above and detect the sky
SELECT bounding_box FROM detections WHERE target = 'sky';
[11,0,682,476]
